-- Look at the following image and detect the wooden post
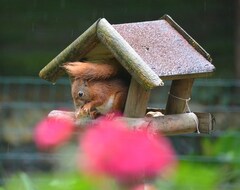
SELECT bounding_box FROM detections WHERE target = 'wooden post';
[124,78,151,117]
[165,79,194,115]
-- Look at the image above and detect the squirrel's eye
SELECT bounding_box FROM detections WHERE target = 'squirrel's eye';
[83,80,88,87]
[78,91,84,97]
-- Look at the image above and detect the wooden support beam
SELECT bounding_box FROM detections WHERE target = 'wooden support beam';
[48,110,214,135]
[97,18,163,89]
[124,78,151,118]
[165,79,194,114]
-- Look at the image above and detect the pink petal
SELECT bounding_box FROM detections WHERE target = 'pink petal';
[79,116,177,182]
[34,117,74,150]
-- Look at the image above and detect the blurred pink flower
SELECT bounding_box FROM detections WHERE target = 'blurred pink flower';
[79,116,176,183]
[34,117,74,150]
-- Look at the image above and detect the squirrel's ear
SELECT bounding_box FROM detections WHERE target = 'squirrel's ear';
[61,62,84,77]
[61,62,74,76]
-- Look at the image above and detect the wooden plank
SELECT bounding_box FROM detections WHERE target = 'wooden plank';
[97,18,164,89]
[83,42,114,61]
[165,79,194,114]
[48,110,213,135]
[39,19,100,83]
[124,78,150,117]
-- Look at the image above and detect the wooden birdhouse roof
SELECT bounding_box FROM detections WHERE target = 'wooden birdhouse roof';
[39,15,215,89]
[113,15,214,80]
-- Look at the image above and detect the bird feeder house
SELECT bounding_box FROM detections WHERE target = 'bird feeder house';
[39,15,215,135]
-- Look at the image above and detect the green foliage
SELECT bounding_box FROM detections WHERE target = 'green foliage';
[156,162,220,190]
[155,132,240,189]
[3,166,221,190]
[2,131,240,190]
[202,131,240,161]
[4,172,116,190]
[0,166,226,190]
[201,131,240,189]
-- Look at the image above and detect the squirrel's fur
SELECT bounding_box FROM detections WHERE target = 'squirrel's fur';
[62,61,120,80]
[62,61,129,118]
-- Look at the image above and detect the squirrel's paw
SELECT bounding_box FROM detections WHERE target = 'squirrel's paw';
[82,104,91,113]
[75,108,88,118]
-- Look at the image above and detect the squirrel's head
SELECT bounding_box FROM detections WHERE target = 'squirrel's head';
[71,79,89,109]
[75,79,88,97]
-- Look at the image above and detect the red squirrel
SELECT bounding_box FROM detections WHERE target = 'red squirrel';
[62,61,129,118]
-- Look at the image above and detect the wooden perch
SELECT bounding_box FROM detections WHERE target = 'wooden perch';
[39,19,100,83]
[97,18,164,89]
[48,110,213,135]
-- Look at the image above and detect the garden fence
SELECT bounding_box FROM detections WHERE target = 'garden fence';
[0,76,240,176]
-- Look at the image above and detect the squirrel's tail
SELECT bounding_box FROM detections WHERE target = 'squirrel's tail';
[62,61,119,80]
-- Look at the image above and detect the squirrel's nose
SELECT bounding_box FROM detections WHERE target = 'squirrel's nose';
[78,91,84,97]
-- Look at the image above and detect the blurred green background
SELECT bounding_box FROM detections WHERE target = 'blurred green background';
[1,0,240,189]
[0,0,237,78]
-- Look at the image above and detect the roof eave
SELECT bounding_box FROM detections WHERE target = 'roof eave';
[39,19,100,83]
[39,18,163,89]
[160,70,215,80]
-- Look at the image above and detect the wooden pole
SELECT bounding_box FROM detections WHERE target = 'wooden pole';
[39,19,100,83]
[124,112,202,135]
[48,110,213,135]
[165,79,194,114]
[124,78,151,117]
[97,18,163,89]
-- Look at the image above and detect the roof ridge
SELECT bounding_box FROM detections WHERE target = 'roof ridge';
[161,14,212,63]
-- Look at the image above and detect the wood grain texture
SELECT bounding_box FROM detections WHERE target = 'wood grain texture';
[124,78,151,117]
[97,18,163,89]
[165,79,194,114]
[48,110,213,135]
